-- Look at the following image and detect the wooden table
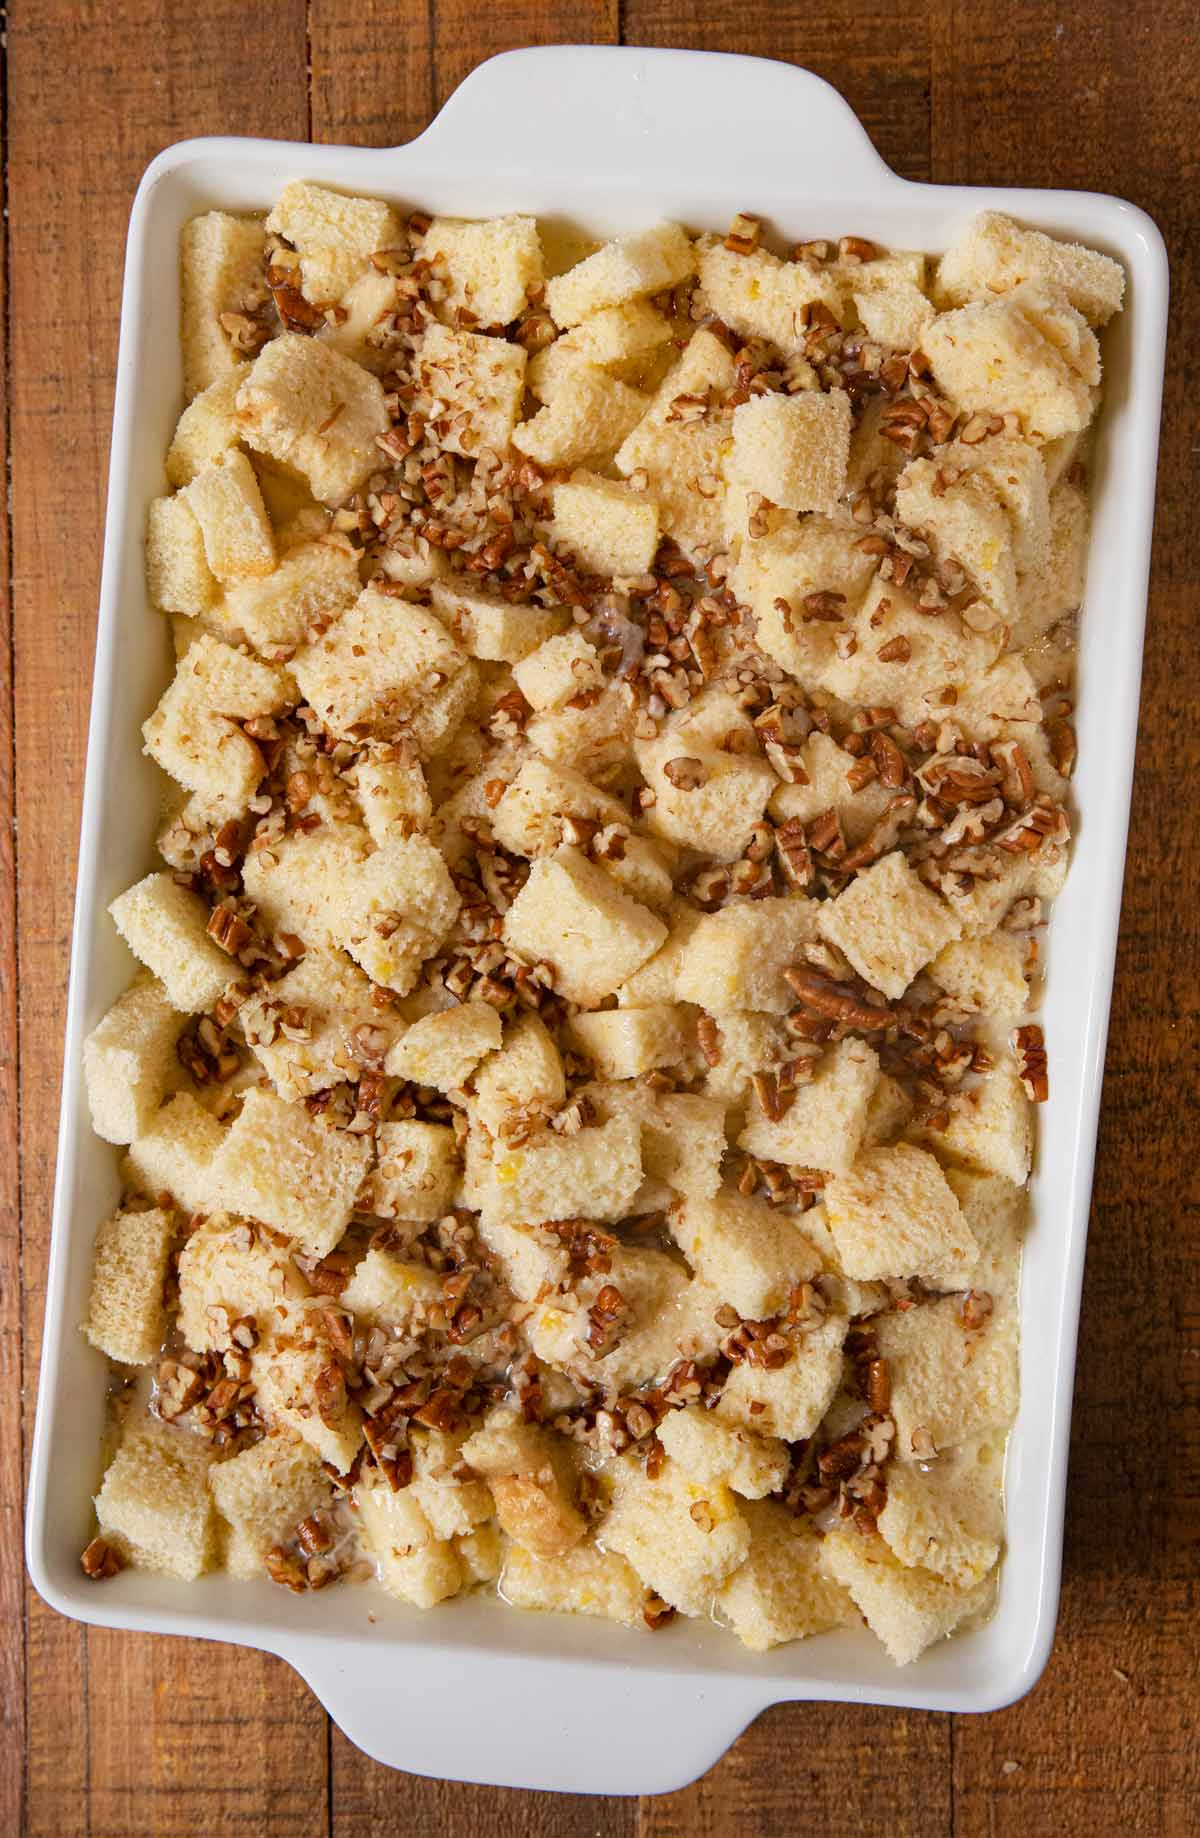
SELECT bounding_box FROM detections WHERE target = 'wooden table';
[3,2,1196,1831]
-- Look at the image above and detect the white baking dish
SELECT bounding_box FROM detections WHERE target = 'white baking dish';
[26,45,1168,1795]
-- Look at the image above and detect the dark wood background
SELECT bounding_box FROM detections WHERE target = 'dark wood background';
[3,2,1196,1831]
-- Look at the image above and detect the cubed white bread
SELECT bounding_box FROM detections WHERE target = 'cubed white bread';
[210,1432,332,1579]
[524,1248,701,1391]
[728,390,852,516]
[1008,480,1089,650]
[616,901,704,1007]
[670,1188,823,1321]
[316,264,406,371]
[414,321,526,459]
[614,327,738,559]
[700,1011,786,1105]
[635,734,775,863]
[729,516,877,679]
[455,1521,504,1585]
[352,748,432,843]
[236,333,389,505]
[740,1038,880,1175]
[531,300,673,398]
[512,364,648,468]
[595,833,676,912]
[822,1525,994,1666]
[862,1073,915,1149]
[824,1142,978,1287]
[657,1406,788,1501]
[501,1537,647,1628]
[894,458,1019,625]
[408,1427,495,1541]
[463,1113,642,1228]
[767,731,895,845]
[83,973,185,1145]
[929,932,1029,1021]
[429,578,568,663]
[923,294,1095,440]
[877,1436,1005,1587]
[240,816,369,950]
[846,395,908,496]
[595,1084,726,1205]
[266,180,400,303]
[180,210,266,399]
[213,1087,372,1258]
[789,1201,892,1320]
[491,757,626,857]
[242,946,403,1102]
[944,436,1051,574]
[251,1321,363,1471]
[566,1004,690,1081]
[696,239,843,352]
[183,450,276,582]
[600,1452,750,1616]
[375,530,448,590]
[917,1059,1034,1186]
[552,471,660,578]
[370,1120,460,1224]
[176,1213,308,1352]
[512,631,603,711]
[502,846,667,1006]
[94,1414,218,1579]
[353,1468,465,1606]
[474,1217,567,1303]
[938,845,1042,940]
[142,634,289,808]
[109,873,233,1015]
[124,1092,226,1216]
[338,833,461,995]
[470,1012,565,1138]
[718,1500,859,1651]
[546,223,694,327]
[525,683,635,783]
[675,897,819,1015]
[146,494,218,616]
[936,210,1125,327]
[461,1411,583,1556]
[817,852,961,1000]
[944,1167,1028,1298]
[222,538,361,652]
[292,586,474,751]
[423,213,542,326]
[877,1292,1019,1460]
[84,1206,175,1365]
[715,1312,848,1441]
[853,278,934,352]
[385,1001,502,1092]
[166,371,244,487]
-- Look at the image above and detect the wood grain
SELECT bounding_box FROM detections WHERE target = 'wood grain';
[5,1,1197,1833]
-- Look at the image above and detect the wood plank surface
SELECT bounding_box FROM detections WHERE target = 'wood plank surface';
[5,0,1197,1832]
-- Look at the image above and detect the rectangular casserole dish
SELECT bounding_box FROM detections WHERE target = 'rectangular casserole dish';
[26,44,1168,1795]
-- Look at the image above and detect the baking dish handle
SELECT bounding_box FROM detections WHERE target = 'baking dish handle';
[281,1634,763,1794]
[409,45,893,194]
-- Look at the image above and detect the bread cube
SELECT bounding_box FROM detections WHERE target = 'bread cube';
[236,333,389,505]
[501,1537,647,1627]
[240,815,369,949]
[877,1292,1019,1460]
[143,633,288,808]
[944,1168,1027,1298]
[675,896,819,1015]
[182,450,275,582]
[730,516,876,680]
[83,973,184,1145]
[612,323,736,558]
[491,759,624,860]
[599,834,675,912]
[455,1521,503,1585]
[385,1001,502,1092]
[415,321,526,459]
[716,1311,848,1441]
[241,947,402,1102]
[223,538,361,653]
[524,685,636,782]
[617,327,736,467]
[767,731,895,845]
[894,458,1019,625]
[502,846,667,1005]
[936,210,1125,327]
[817,852,960,1000]
[176,1213,307,1352]
[210,1432,331,1579]
[180,211,267,400]
[598,1085,727,1207]
[546,223,694,327]
[369,1120,459,1224]
[423,213,542,326]
[512,364,648,468]
[464,1113,642,1228]
[352,747,432,844]
[213,1087,372,1258]
[719,1501,858,1651]
[552,471,660,578]
[877,1436,1005,1588]
[94,1415,218,1579]
[109,873,233,1014]
[853,278,934,351]
[84,1206,174,1365]
[266,180,400,303]
[740,1038,880,1175]
[429,578,568,663]
[696,239,843,352]
[862,1073,915,1150]
[292,586,473,753]
[470,1012,565,1138]
[922,1059,1034,1186]
[822,1525,994,1666]
[634,732,775,862]
[566,1004,690,1081]
[946,436,1052,574]
[335,833,460,994]
[512,632,603,712]
[671,1187,822,1320]
[532,300,673,398]
[252,1320,364,1472]
[474,1217,567,1302]
[728,390,852,516]
[601,1453,750,1616]
[616,902,703,1007]
[353,1468,464,1606]
[929,932,1028,1021]
[124,1092,226,1216]
[699,1011,785,1104]
[1009,479,1088,649]
[462,1410,584,1557]
[146,494,217,615]
[824,1143,978,1287]
[924,295,1094,440]
[657,1408,789,1502]
[166,372,243,488]
[524,1246,696,1389]
[401,1433,492,1546]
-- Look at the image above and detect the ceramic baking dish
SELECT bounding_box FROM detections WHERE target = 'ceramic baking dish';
[26,44,1168,1795]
